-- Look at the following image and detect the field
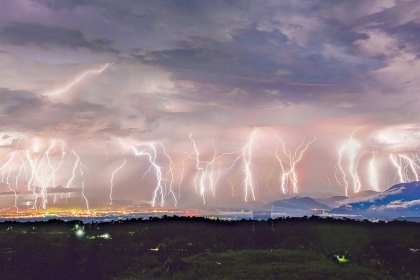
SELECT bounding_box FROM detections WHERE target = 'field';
[0,216,419,279]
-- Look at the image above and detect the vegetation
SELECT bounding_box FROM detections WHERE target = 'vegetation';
[0,216,419,279]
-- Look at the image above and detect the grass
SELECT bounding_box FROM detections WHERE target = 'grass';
[120,249,399,280]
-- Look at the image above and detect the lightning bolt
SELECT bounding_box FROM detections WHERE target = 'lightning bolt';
[227,128,258,202]
[64,151,79,189]
[335,126,366,196]
[364,134,380,192]
[187,130,243,203]
[160,143,177,206]
[377,129,420,185]
[399,154,419,181]
[186,133,224,203]
[0,151,17,212]
[265,128,316,194]
[43,63,112,96]
[109,158,127,206]
[178,158,186,198]
[390,153,404,183]
[119,140,176,207]
[81,181,89,214]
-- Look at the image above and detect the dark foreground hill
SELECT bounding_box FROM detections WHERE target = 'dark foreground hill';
[0,216,420,279]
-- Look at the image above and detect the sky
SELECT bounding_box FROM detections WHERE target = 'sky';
[1,0,420,211]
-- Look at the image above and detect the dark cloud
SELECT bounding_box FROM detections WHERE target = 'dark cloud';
[32,0,87,11]
[136,22,381,107]
[0,88,44,116]
[317,18,370,46]
[0,22,116,53]
[0,88,124,137]
[1,0,416,113]
[387,22,420,53]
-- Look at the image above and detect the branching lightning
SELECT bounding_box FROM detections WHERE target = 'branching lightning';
[265,128,316,194]
[185,132,225,203]
[227,129,259,202]
[334,126,420,196]
[335,126,369,196]
[119,140,177,207]
[0,138,90,212]
[0,125,372,213]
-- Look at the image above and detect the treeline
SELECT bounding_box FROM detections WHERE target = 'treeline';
[0,216,419,279]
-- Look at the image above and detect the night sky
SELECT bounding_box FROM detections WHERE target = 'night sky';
[1,0,420,210]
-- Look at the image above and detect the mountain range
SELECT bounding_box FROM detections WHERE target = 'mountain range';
[262,182,420,219]
[266,196,330,211]
[330,181,420,217]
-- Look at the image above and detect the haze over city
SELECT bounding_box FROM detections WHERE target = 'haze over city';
[1,0,420,213]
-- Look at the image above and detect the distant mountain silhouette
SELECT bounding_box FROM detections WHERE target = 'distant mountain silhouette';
[266,196,330,210]
[314,196,348,208]
[348,190,380,199]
